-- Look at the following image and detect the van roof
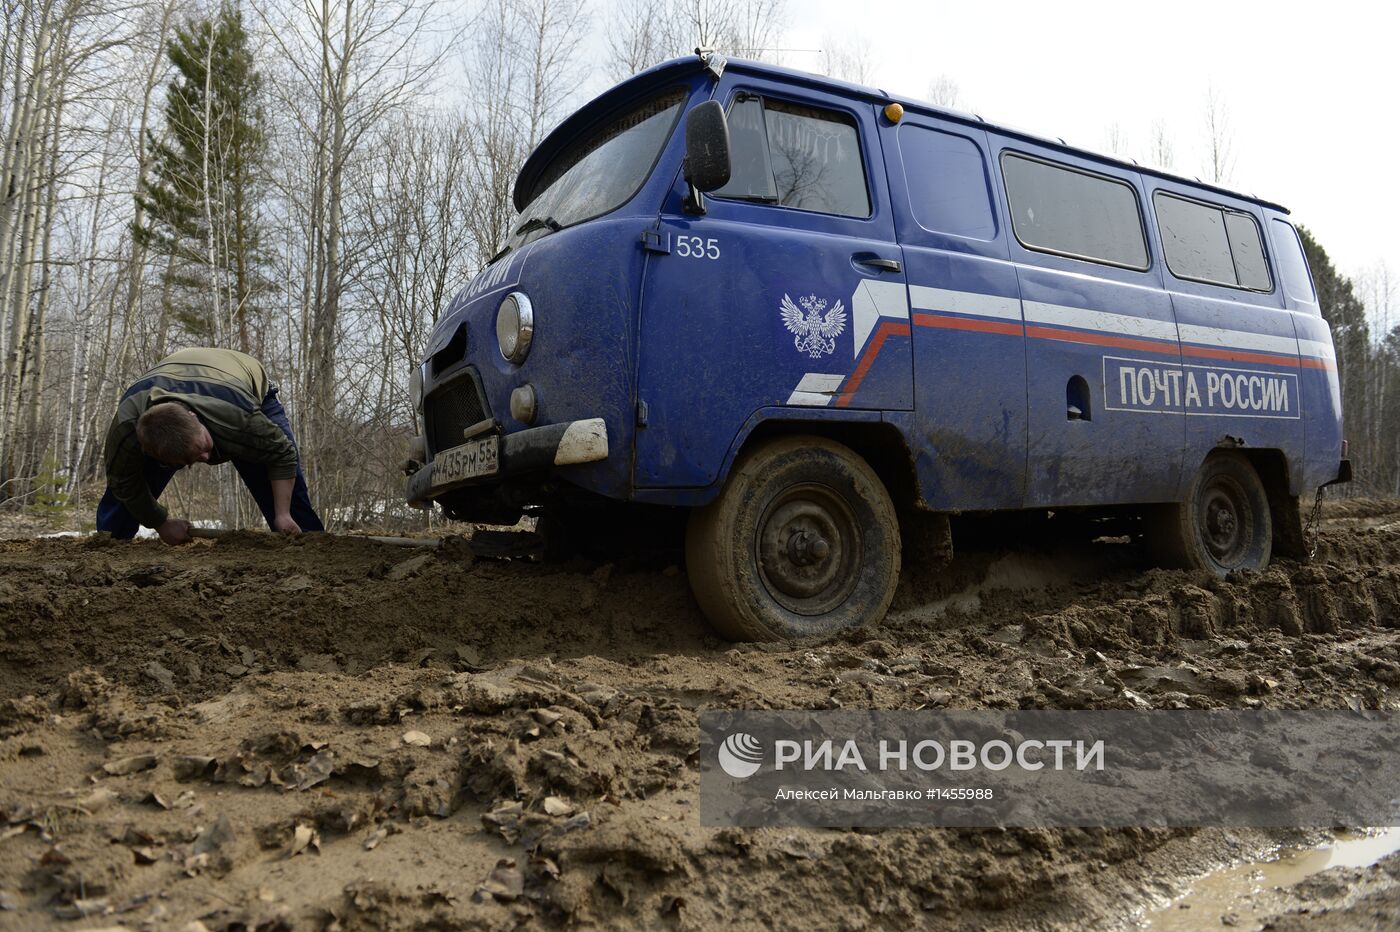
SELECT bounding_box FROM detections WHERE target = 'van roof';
[514,56,1289,216]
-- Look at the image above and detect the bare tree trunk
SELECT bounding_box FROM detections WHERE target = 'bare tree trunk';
[0,6,49,471]
[66,92,120,495]
[1203,85,1234,184]
[0,1,39,370]
[0,58,52,486]
[199,21,222,346]
[154,252,175,360]
[112,0,175,393]
[22,83,64,481]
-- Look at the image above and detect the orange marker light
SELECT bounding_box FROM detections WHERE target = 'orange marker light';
[884,103,904,123]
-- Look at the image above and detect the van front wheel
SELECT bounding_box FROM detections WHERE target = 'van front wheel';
[686,435,900,641]
[1150,452,1272,576]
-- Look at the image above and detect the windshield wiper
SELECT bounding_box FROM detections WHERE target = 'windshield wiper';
[515,215,562,236]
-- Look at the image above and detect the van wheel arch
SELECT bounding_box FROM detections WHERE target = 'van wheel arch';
[720,417,952,576]
[1235,448,1307,560]
[728,419,922,515]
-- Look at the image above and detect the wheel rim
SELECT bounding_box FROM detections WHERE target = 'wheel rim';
[755,482,861,616]
[1197,475,1252,567]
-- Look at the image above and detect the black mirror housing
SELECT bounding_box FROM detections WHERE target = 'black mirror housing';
[684,100,731,193]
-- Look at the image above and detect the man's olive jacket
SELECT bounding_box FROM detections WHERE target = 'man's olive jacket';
[103,348,298,529]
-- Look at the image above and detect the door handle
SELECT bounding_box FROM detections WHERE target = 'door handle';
[855,256,902,273]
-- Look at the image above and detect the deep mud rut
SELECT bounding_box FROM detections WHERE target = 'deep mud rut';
[1,502,1399,929]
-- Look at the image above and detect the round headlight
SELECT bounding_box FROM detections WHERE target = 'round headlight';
[496,292,534,364]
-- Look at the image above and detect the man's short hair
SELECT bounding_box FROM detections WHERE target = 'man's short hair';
[137,403,201,464]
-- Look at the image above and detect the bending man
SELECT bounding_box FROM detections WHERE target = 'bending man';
[98,347,324,545]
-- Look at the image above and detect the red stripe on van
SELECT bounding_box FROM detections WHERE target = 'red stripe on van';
[844,312,1322,408]
[1023,324,1176,356]
[1179,344,1301,368]
[915,313,1315,372]
[835,321,911,407]
[912,313,1024,336]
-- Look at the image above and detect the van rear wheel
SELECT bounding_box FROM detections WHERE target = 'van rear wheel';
[686,435,900,641]
[1150,452,1272,576]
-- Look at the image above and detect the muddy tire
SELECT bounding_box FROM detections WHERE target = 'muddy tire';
[685,435,900,641]
[1150,452,1272,576]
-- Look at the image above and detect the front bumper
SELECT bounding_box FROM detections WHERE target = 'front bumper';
[405,417,609,507]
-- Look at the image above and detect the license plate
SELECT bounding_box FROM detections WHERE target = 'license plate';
[432,437,499,486]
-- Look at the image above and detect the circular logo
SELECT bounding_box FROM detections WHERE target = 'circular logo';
[717,732,763,779]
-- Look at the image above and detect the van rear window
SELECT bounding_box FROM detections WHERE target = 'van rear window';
[716,95,870,218]
[1271,219,1317,306]
[1001,153,1148,270]
[1154,192,1272,292]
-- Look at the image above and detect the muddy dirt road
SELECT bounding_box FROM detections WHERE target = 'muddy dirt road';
[2,501,1399,929]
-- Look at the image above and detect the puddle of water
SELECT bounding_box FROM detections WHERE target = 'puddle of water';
[1142,827,1400,930]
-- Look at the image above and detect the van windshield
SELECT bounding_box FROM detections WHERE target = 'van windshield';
[509,89,686,250]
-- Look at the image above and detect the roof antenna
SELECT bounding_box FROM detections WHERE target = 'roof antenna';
[696,47,727,79]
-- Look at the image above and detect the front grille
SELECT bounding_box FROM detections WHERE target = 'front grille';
[425,368,490,458]
[431,324,467,376]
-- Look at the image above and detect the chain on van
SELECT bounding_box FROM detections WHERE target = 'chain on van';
[404,51,1351,642]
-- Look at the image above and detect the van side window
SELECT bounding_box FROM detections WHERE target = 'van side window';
[1154,192,1272,291]
[1225,213,1271,291]
[1271,219,1318,305]
[899,125,996,241]
[1000,153,1149,270]
[715,95,870,218]
[719,97,779,201]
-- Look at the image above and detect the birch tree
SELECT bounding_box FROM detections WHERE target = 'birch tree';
[0,0,125,497]
[462,0,586,266]
[926,74,963,110]
[254,0,451,485]
[1203,84,1234,184]
[820,33,873,85]
[603,0,788,83]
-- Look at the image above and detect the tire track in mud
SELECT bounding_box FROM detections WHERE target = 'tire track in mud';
[0,507,1397,927]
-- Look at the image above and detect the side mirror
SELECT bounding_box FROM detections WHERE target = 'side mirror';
[683,100,730,212]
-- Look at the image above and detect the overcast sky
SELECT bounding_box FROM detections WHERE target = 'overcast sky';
[769,0,1396,287]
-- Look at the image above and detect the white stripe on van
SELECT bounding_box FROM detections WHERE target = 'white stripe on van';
[851,282,1330,370]
[1178,323,1299,357]
[853,279,911,358]
[909,285,1021,321]
[786,372,843,407]
[1022,300,1179,342]
[1297,338,1336,361]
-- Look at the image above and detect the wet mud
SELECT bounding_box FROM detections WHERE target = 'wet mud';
[1,501,1398,928]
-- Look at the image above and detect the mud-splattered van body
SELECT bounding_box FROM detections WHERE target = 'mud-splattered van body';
[405,54,1348,640]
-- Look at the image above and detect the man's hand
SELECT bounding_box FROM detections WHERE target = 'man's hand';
[270,478,300,535]
[157,518,192,546]
[273,514,302,535]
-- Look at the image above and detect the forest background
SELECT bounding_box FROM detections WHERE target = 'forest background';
[0,0,1391,529]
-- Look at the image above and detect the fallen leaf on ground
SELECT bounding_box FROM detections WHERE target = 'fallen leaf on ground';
[102,754,157,776]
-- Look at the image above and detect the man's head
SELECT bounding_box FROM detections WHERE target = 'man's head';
[136,402,214,468]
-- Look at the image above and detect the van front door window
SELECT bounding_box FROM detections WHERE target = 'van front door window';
[715,96,870,218]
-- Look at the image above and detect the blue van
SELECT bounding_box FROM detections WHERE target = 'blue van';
[405,52,1350,641]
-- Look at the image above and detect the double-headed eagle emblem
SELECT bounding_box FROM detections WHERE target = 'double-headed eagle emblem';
[780,293,846,359]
